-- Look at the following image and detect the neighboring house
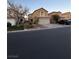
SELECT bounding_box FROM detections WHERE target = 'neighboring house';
[48,11,62,23]
[48,11,62,17]
[61,12,71,20]
[28,8,50,25]
[48,11,71,21]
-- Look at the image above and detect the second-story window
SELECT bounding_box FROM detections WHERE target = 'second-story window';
[41,12,43,16]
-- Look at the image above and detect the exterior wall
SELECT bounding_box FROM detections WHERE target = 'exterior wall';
[28,8,50,25]
[48,12,71,21]
[48,12,62,18]
[7,19,16,26]
[48,12,62,23]
[32,10,40,18]
[61,12,71,20]
[30,8,48,19]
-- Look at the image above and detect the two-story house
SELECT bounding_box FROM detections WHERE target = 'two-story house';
[61,12,71,20]
[28,8,50,25]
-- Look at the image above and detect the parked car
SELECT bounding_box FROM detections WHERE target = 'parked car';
[64,20,71,25]
[58,20,71,25]
[58,20,65,24]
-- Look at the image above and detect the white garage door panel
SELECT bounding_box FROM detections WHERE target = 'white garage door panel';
[39,18,50,25]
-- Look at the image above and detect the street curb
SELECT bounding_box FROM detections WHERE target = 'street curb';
[7,26,70,33]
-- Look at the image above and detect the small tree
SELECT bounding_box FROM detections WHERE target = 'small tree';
[50,14,60,23]
[7,0,29,25]
[33,16,39,24]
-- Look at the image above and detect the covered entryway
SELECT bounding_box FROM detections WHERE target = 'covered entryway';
[38,17,50,25]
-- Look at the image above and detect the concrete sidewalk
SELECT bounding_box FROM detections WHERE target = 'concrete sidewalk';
[7,24,70,33]
[42,24,70,28]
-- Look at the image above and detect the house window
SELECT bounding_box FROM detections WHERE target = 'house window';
[41,12,43,16]
[40,11,45,17]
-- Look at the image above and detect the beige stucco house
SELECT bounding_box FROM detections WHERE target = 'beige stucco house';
[48,11,71,20]
[48,11,62,17]
[28,8,50,25]
[61,12,71,20]
[28,8,71,25]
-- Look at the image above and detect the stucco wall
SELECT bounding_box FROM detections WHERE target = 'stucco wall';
[7,19,16,26]
[32,8,48,18]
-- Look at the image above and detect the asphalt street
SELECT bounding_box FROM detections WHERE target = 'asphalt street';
[7,27,71,59]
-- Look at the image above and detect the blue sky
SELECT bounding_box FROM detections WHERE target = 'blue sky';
[8,0,71,13]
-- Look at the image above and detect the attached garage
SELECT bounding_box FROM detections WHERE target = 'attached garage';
[38,17,50,25]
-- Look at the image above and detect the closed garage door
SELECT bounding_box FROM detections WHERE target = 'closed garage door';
[38,17,50,25]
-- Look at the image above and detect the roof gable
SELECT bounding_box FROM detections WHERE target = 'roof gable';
[33,8,48,13]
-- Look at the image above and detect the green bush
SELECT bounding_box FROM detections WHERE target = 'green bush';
[7,24,24,31]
